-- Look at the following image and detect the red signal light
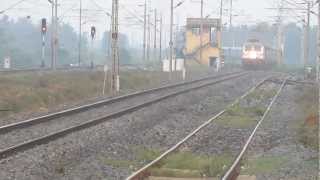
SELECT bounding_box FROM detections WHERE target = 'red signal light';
[41,18,47,34]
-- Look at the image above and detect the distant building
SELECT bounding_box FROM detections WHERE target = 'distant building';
[184,18,222,67]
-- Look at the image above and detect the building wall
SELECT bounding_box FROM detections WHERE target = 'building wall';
[185,25,221,66]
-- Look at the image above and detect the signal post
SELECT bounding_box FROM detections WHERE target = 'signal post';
[41,18,47,68]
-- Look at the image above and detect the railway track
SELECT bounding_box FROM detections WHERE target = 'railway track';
[126,76,289,180]
[0,71,247,160]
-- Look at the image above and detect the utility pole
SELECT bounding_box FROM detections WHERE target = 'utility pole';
[159,14,162,62]
[143,0,147,62]
[219,0,223,69]
[304,1,311,68]
[277,0,284,65]
[53,0,58,70]
[229,0,233,28]
[110,0,119,95]
[317,1,320,82]
[78,0,82,67]
[50,1,54,69]
[147,13,151,61]
[199,0,203,63]
[169,0,173,79]
[154,9,157,59]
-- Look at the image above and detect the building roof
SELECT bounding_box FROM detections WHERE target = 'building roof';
[186,18,221,28]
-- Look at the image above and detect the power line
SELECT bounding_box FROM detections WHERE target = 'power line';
[0,0,30,14]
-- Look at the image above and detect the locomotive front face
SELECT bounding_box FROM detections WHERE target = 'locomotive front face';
[242,43,265,64]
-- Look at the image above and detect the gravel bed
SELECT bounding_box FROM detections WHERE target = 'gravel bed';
[0,71,267,180]
[0,71,243,150]
[178,79,281,156]
[243,82,319,179]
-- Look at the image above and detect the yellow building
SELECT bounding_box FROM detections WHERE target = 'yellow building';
[184,18,222,67]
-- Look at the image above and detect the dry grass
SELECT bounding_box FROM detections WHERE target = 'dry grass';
[296,86,319,150]
[0,70,171,120]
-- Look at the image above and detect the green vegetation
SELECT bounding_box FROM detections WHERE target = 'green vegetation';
[247,88,277,101]
[154,152,232,178]
[101,147,232,178]
[216,103,265,128]
[215,86,280,128]
[241,156,288,175]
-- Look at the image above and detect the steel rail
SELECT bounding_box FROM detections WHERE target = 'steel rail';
[221,77,289,180]
[0,72,248,160]
[126,76,274,180]
[0,71,243,134]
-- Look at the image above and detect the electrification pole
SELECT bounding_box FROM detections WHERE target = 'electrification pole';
[169,0,173,79]
[78,0,82,67]
[111,0,119,95]
[143,0,147,62]
[277,0,284,65]
[200,0,203,63]
[154,9,157,59]
[147,13,151,61]
[53,0,58,70]
[229,0,233,27]
[304,1,311,68]
[317,1,320,82]
[218,0,223,70]
[50,1,54,69]
[159,14,162,62]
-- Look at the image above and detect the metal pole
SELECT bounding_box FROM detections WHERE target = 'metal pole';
[51,1,54,69]
[159,14,162,62]
[229,0,233,28]
[143,0,147,62]
[111,0,119,95]
[218,0,223,70]
[277,0,284,65]
[304,1,311,68]
[169,0,173,79]
[154,9,157,60]
[200,0,203,63]
[108,19,112,57]
[154,9,157,48]
[53,0,58,70]
[147,13,151,61]
[41,34,45,67]
[78,0,82,67]
[317,1,320,82]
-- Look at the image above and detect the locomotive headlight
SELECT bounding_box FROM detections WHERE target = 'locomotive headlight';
[249,51,257,59]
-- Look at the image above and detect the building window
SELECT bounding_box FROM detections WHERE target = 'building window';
[191,27,200,35]
[210,27,217,45]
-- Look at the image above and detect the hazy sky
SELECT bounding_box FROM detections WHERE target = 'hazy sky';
[1,0,317,46]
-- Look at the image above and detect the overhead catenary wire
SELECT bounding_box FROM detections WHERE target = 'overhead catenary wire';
[0,0,31,14]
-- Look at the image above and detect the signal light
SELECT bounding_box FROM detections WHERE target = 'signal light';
[91,26,96,39]
[41,18,47,34]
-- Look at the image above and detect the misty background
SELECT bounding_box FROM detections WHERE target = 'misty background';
[0,0,318,68]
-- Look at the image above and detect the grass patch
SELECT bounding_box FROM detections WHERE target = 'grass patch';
[248,88,277,101]
[241,156,288,175]
[216,104,265,128]
[148,151,232,178]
